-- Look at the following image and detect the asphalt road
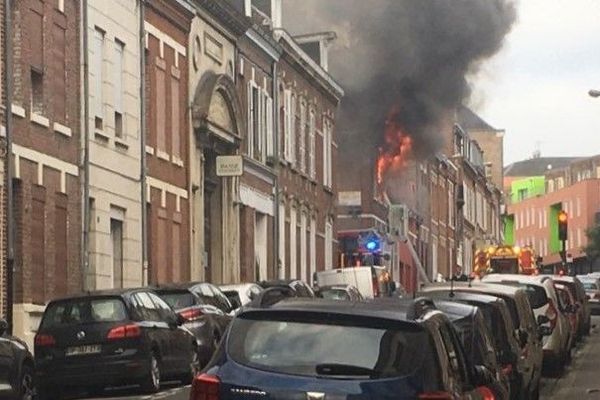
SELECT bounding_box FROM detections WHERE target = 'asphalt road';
[540,316,600,399]
[72,383,190,400]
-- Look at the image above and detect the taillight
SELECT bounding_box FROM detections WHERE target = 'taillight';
[546,299,558,329]
[191,374,220,400]
[477,386,496,400]
[35,334,56,347]
[179,308,203,322]
[107,324,141,340]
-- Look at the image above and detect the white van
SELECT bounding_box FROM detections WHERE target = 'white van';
[315,266,393,299]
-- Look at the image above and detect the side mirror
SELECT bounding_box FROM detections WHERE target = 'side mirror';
[537,315,550,325]
[474,365,494,386]
[0,320,8,336]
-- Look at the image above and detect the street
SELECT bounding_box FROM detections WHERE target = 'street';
[69,384,189,400]
[541,316,600,399]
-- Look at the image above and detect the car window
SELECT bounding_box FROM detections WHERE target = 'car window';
[41,298,128,329]
[583,281,598,290]
[148,292,177,321]
[499,282,548,309]
[319,289,350,301]
[438,323,470,389]
[136,292,162,322]
[228,313,437,381]
[157,291,196,310]
[197,284,215,298]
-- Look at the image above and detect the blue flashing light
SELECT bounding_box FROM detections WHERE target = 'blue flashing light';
[366,240,378,251]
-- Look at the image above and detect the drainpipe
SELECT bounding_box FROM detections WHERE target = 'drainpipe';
[139,0,148,285]
[272,60,279,280]
[4,0,14,332]
[81,0,91,292]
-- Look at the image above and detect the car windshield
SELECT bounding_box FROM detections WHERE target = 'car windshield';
[41,298,128,328]
[228,313,435,380]
[583,282,598,291]
[157,291,195,310]
[318,289,349,301]
[499,282,548,309]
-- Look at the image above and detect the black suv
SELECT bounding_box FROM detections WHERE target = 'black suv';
[35,289,199,398]
[192,297,497,399]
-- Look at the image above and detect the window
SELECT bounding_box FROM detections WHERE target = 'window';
[266,95,274,158]
[93,28,105,123]
[323,118,333,187]
[577,198,581,217]
[310,217,316,281]
[309,110,316,179]
[325,219,333,268]
[278,203,286,279]
[53,23,66,121]
[110,218,124,289]
[114,40,125,137]
[283,89,292,161]
[290,207,297,279]
[290,94,297,165]
[300,212,307,281]
[171,76,181,158]
[299,100,307,172]
[518,188,528,201]
[31,69,44,114]
[156,66,166,153]
[253,86,260,159]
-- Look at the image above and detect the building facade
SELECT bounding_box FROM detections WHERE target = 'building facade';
[84,0,144,290]
[10,0,81,346]
[144,0,193,284]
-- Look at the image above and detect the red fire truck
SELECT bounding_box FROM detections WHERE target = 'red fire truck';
[474,245,539,276]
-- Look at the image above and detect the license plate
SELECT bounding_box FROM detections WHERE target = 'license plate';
[65,345,101,356]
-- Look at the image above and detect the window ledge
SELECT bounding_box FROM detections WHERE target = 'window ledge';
[157,150,170,161]
[11,104,26,118]
[324,186,334,194]
[53,122,72,137]
[94,130,110,142]
[31,113,50,128]
[114,138,129,150]
[172,156,184,167]
[145,145,155,155]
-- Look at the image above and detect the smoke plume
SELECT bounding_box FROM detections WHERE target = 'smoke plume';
[283,0,516,164]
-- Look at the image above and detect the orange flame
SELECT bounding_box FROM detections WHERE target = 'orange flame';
[376,107,413,185]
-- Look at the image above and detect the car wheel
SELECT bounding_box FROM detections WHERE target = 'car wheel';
[19,365,35,400]
[140,352,161,394]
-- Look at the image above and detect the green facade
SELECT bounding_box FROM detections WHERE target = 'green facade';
[504,215,515,245]
[510,176,546,204]
[550,203,562,253]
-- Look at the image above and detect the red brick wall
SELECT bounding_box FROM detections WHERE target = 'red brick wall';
[144,1,192,284]
[11,0,81,305]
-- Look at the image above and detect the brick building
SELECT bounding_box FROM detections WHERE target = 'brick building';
[235,12,281,283]
[9,0,81,346]
[506,154,600,273]
[144,0,193,284]
[274,28,343,281]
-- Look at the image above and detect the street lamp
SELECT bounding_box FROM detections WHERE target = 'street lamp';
[589,89,600,98]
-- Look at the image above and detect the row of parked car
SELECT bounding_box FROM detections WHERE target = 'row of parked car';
[189,273,594,400]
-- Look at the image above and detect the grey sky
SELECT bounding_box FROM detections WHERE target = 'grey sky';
[473,0,600,165]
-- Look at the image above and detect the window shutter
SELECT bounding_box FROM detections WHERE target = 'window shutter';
[247,82,254,157]
[266,96,274,158]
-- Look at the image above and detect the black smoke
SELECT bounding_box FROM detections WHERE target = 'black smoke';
[283,0,516,162]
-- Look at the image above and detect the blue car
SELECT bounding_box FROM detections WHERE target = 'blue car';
[190,298,498,399]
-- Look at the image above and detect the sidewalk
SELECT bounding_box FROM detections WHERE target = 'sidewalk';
[541,316,600,399]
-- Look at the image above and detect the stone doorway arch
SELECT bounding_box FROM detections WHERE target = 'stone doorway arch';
[191,72,245,284]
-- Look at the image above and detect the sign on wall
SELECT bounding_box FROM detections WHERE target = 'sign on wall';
[338,191,362,206]
[216,155,243,177]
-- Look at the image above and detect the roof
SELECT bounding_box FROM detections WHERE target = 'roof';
[47,287,151,303]
[457,106,497,131]
[421,281,523,297]
[432,300,477,321]
[504,157,580,177]
[482,273,552,286]
[418,290,504,306]
[242,297,441,323]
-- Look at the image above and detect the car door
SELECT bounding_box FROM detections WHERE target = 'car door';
[149,292,191,373]
[515,293,541,386]
[133,292,175,373]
